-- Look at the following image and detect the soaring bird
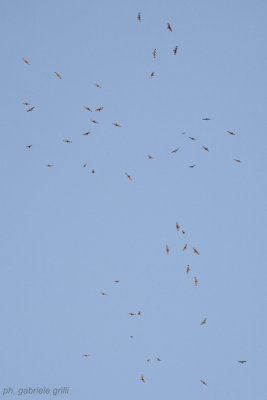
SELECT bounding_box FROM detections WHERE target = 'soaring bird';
[182,230,186,235]
[91,170,95,174]
[114,280,120,283]
[193,247,199,255]
[238,360,247,364]
[189,165,196,168]
[82,163,87,168]
[94,83,101,88]
[84,106,92,112]
[202,118,211,120]
[95,107,104,112]
[23,102,30,105]
[202,146,209,152]
[171,148,179,153]
[147,155,153,159]
[113,123,121,127]
[83,354,90,357]
[173,46,178,55]
[63,139,72,143]
[189,137,196,140]
[82,132,91,135]
[137,12,141,22]
[200,380,208,386]
[26,107,35,112]
[100,292,107,295]
[153,49,156,59]
[156,357,162,361]
[183,244,188,251]
[22,58,30,65]
[150,72,155,78]
[166,245,170,255]
[167,23,172,32]
[186,265,190,274]
[26,145,32,149]
[125,173,132,181]
[140,375,146,383]
[128,313,136,316]
[227,131,235,135]
[146,359,150,362]
[176,222,180,231]
[45,164,54,167]
[234,159,242,163]
[54,72,62,79]
[137,311,141,315]
[194,276,198,286]
[200,317,207,325]
[91,120,99,124]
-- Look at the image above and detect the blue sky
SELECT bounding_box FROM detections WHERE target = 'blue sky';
[1,0,267,399]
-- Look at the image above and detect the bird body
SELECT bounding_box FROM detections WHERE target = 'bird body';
[54,72,62,79]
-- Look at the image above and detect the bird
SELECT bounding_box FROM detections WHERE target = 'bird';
[54,72,62,79]
[200,380,208,386]
[95,107,104,112]
[202,146,209,152]
[189,165,196,168]
[63,139,72,143]
[182,230,186,235]
[186,265,190,274]
[166,245,170,255]
[22,58,30,65]
[234,159,242,163]
[153,49,156,59]
[238,360,247,364]
[100,292,107,295]
[176,222,180,231]
[167,23,172,32]
[200,317,207,325]
[82,132,91,135]
[202,118,211,120]
[137,311,141,315]
[147,155,153,159]
[113,123,121,127]
[114,280,120,283]
[128,313,136,316]
[125,173,132,181]
[173,46,178,55]
[23,102,30,105]
[82,163,87,168]
[137,12,141,22]
[194,276,198,286]
[156,357,162,361]
[91,170,95,174]
[227,131,235,135]
[45,164,54,167]
[146,359,150,362]
[94,83,101,88]
[171,148,179,153]
[130,336,133,339]
[150,72,155,78]
[26,145,32,149]
[84,106,92,112]
[193,247,199,255]
[140,375,146,383]
[183,244,188,251]
[83,354,90,357]
[189,137,196,140]
[91,120,99,124]
[26,107,35,112]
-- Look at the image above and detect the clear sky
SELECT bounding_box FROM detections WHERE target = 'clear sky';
[1,0,267,399]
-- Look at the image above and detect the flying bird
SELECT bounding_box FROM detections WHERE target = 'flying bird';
[234,159,242,163]
[84,106,92,112]
[202,146,209,152]
[114,280,120,283]
[186,265,190,274]
[26,145,32,149]
[91,170,95,174]
[137,12,141,22]
[45,164,54,167]
[189,137,196,140]
[171,148,179,153]
[125,173,132,181]
[22,58,30,65]
[167,23,172,32]
[94,83,101,88]
[82,163,87,168]
[194,276,198,286]
[189,165,196,168]
[113,123,121,127]
[140,375,146,383]
[200,317,207,325]
[128,313,136,316]
[54,72,62,79]
[227,131,236,135]
[153,49,156,59]
[156,357,162,361]
[166,245,170,255]
[91,120,99,124]
[150,72,155,78]
[147,155,153,159]
[26,107,35,112]
[83,354,90,357]
[182,230,186,235]
[202,118,211,120]
[238,360,247,364]
[63,139,72,143]
[82,132,91,135]
[193,247,199,255]
[200,380,208,386]
[176,222,180,231]
[137,311,141,316]
[100,292,107,295]
[173,46,178,54]
[146,359,150,362]
[23,102,30,106]
[183,244,188,251]
[95,107,104,112]
[130,336,133,339]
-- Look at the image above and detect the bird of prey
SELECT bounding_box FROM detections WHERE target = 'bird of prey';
[234,159,242,163]
[194,277,198,286]
[227,131,235,135]
[167,23,172,32]
[156,357,162,361]
[95,107,104,112]
[171,148,179,153]
[45,164,54,167]
[128,313,136,316]
[176,222,180,231]
[200,380,208,386]
[137,311,141,315]
[82,132,91,135]
[91,170,95,174]
[63,139,72,143]
[146,359,150,362]
[125,173,132,181]
[183,244,188,251]
[200,317,207,325]
[83,354,90,357]
[150,72,155,77]
[202,118,211,120]
[26,107,35,112]
[82,163,87,168]
[26,145,32,149]
[100,292,107,295]
[186,265,190,274]
[193,247,199,255]
[202,146,209,152]
[173,46,178,54]
[137,12,141,22]
[114,280,120,283]
[54,72,62,79]
[140,375,146,383]
[113,123,121,127]
[147,155,153,159]
[189,136,196,140]
[23,102,30,105]
[166,245,170,255]
[182,230,186,235]
[153,49,156,59]
[238,360,247,364]
[189,165,196,168]
[91,120,99,124]
[94,83,101,88]
[22,58,30,65]
[84,106,92,112]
